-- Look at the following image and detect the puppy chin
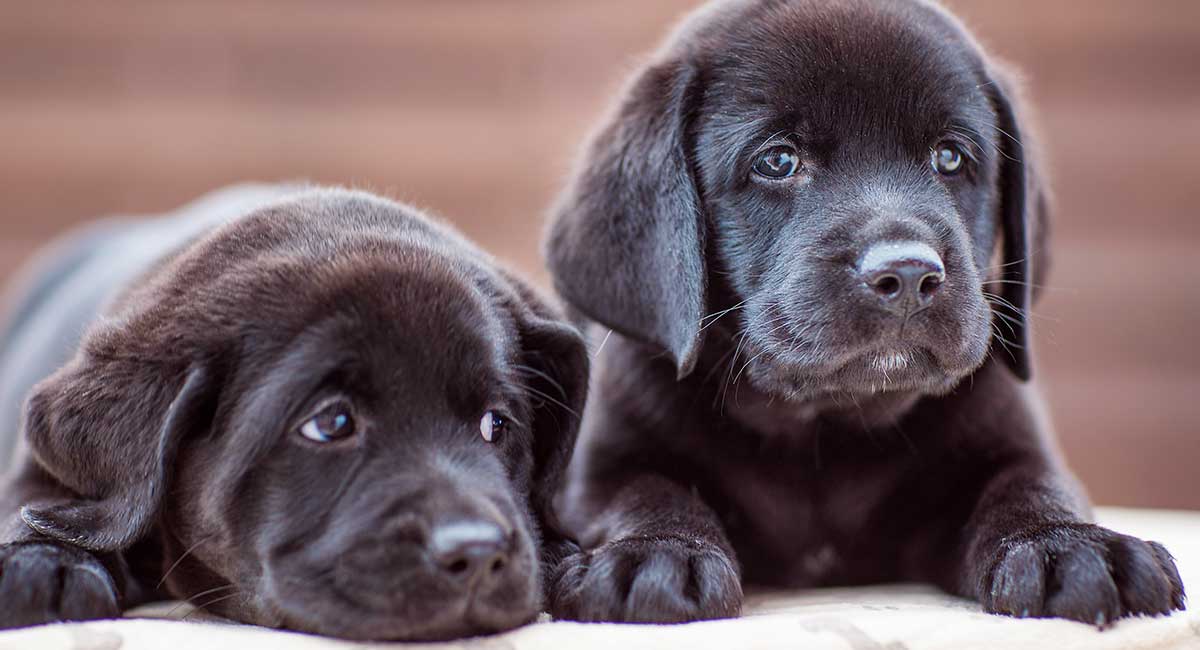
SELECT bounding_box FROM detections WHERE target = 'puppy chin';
[260,545,541,641]
[744,340,985,402]
[277,604,469,642]
[266,588,537,642]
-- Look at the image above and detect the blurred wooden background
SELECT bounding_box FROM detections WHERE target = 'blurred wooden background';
[0,1,1197,507]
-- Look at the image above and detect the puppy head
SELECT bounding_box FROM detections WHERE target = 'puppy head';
[547,0,1048,400]
[20,190,587,641]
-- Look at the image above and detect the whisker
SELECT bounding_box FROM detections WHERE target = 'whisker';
[719,328,753,414]
[982,291,1027,314]
[733,347,769,387]
[989,322,1025,350]
[157,534,214,590]
[981,256,1029,271]
[988,309,1027,326]
[991,123,1023,148]
[699,300,748,332]
[182,590,244,621]
[165,584,237,619]
[699,343,739,390]
[592,328,614,358]
[751,130,791,156]
[982,280,1074,298]
[785,324,805,357]
[983,292,1058,324]
[990,309,1024,327]
[990,310,1019,338]
[945,126,993,158]
[512,363,569,399]
[957,119,1023,160]
[890,422,920,456]
[512,380,580,419]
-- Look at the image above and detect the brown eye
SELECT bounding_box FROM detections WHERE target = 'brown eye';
[479,411,506,443]
[932,142,965,175]
[752,145,801,179]
[298,400,356,443]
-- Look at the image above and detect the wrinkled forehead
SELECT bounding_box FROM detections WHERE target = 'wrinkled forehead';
[698,1,994,145]
[232,252,516,424]
[208,255,518,488]
[333,258,514,398]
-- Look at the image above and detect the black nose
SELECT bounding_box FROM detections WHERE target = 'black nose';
[429,520,511,586]
[859,241,945,312]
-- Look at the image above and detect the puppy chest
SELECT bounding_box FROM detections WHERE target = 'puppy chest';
[714,457,908,587]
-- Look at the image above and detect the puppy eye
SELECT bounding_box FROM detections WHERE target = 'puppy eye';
[931,142,965,175]
[479,411,507,443]
[752,145,801,179]
[298,401,356,443]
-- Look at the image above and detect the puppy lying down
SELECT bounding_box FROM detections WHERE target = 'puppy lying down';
[0,185,587,641]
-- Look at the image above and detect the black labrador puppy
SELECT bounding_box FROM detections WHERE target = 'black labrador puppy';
[0,185,587,640]
[545,0,1185,626]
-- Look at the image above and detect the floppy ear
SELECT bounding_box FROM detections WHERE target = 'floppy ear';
[503,284,590,569]
[984,68,1051,381]
[545,58,707,378]
[20,360,216,552]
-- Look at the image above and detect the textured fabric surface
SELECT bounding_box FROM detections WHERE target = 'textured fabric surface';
[0,507,1196,650]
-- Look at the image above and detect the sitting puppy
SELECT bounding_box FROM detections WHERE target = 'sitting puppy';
[0,185,587,640]
[545,0,1185,626]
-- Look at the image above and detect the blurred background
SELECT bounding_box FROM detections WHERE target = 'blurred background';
[0,1,1196,507]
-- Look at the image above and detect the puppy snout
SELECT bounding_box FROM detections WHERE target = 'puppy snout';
[859,241,944,312]
[429,519,511,587]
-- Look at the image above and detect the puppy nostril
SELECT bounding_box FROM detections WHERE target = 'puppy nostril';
[445,557,471,575]
[860,241,945,311]
[872,274,902,297]
[430,520,511,584]
[919,272,944,297]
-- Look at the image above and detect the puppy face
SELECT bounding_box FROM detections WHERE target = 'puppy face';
[694,2,999,398]
[547,0,1046,400]
[21,191,587,641]
[170,264,544,639]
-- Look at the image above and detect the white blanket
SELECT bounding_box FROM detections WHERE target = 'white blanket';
[1,507,1196,650]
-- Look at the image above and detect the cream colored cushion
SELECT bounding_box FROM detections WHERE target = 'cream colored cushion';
[1,507,1196,650]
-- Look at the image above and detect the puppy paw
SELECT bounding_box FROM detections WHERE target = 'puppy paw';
[0,541,120,629]
[983,523,1186,625]
[549,535,742,623]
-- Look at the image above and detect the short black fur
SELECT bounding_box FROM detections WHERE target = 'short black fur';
[545,0,1183,626]
[0,187,588,640]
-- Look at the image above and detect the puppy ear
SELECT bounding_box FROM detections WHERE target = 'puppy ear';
[545,58,707,378]
[500,278,589,567]
[20,361,215,552]
[984,68,1050,381]
[518,318,588,533]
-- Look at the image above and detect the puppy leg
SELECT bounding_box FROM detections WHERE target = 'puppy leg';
[549,473,742,623]
[953,462,1185,625]
[0,463,124,629]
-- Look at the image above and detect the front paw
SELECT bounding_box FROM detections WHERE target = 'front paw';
[549,535,742,623]
[0,541,120,629]
[983,523,1186,625]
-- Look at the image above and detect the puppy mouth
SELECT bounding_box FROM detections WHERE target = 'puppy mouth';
[270,585,538,642]
[817,346,947,393]
[837,346,947,390]
[735,293,993,399]
[742,340,960,399]
[868,348,915,375]
[263,545,540,641]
